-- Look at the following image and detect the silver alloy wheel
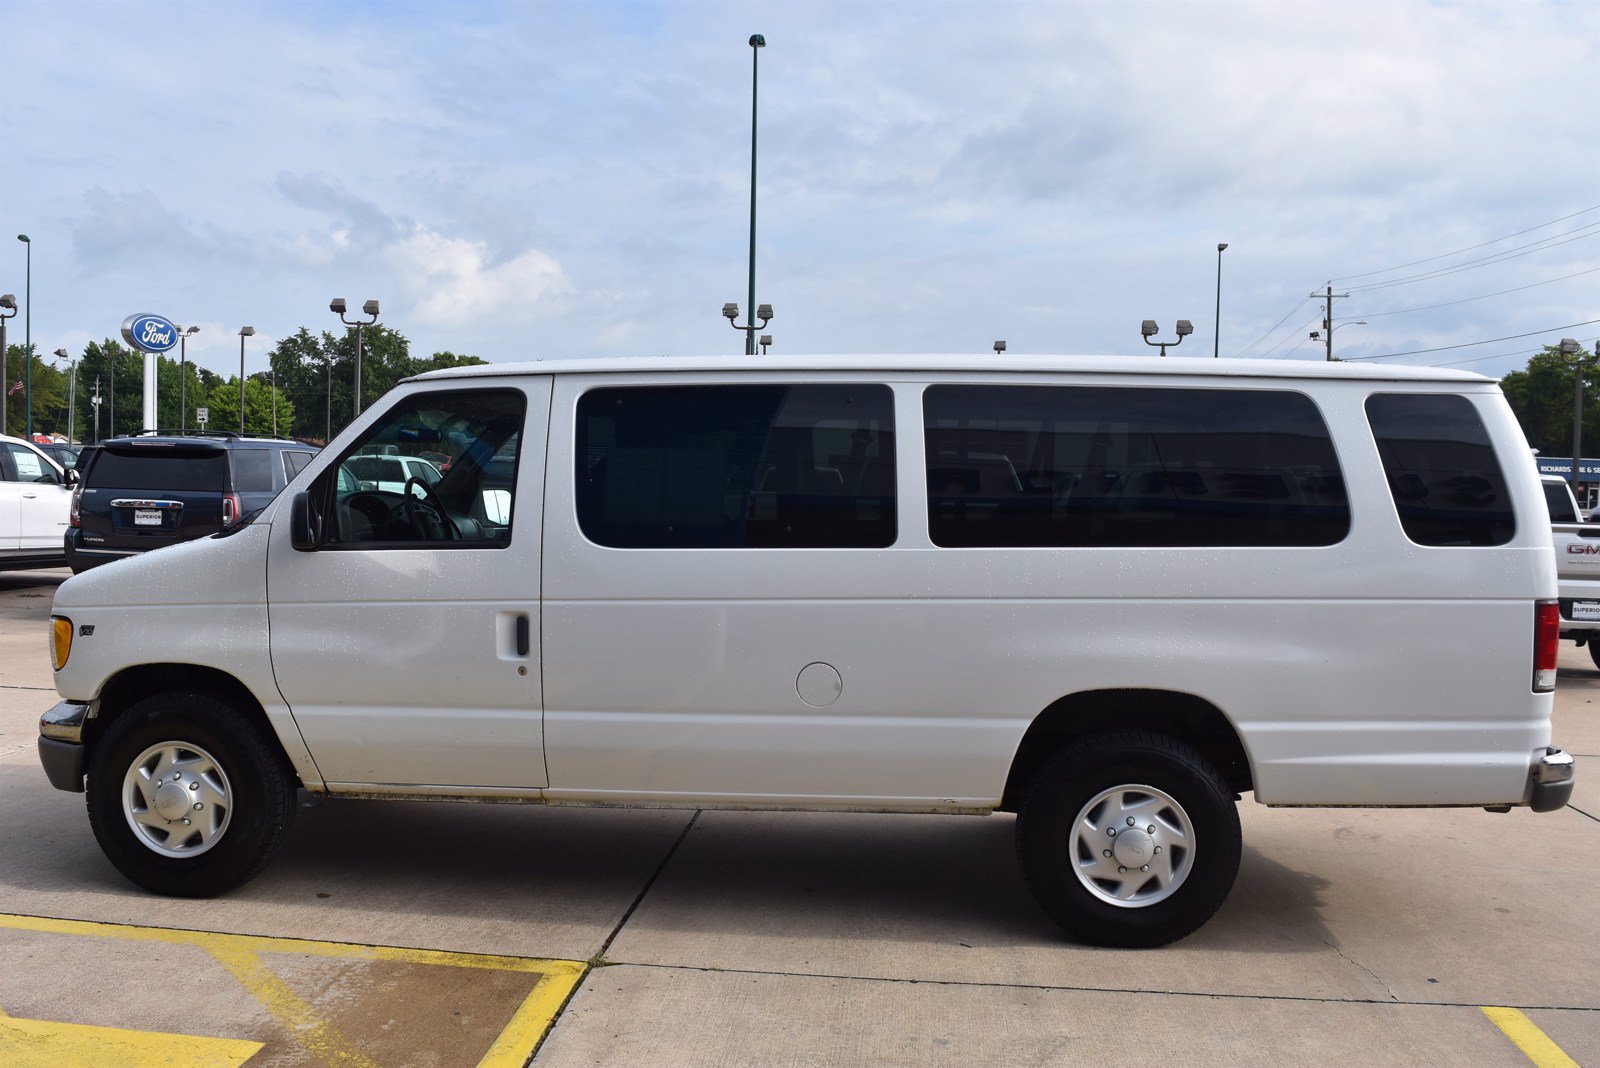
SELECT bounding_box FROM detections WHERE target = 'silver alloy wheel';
[121,741,233,858]
[1071,784,1195,908]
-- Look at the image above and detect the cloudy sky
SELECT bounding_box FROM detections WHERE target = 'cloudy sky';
[1,1,1596,381]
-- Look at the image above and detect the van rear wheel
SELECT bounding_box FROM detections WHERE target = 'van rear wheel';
[1016,731,1240,948]
[86,691,295,897]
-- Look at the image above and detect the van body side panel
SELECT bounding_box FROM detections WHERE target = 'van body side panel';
[48,524,324,789]
[264,377,551,789]
[542,373,1552,810]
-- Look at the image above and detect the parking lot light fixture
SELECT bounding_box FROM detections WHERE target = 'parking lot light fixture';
[1141,320,1191,357]
[52,348,77,442]
[0,293,15,437]
[759,334,772,355]
[16,235,30,436]
[179,326,199,431]
[332,298,379,418]
[1560,338,1589,492]
[994,340,1007,354]
[238,327,256,434]
[1214,243,1228,358]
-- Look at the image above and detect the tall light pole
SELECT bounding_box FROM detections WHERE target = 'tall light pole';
[0,293,15,437]
[331,298,379,419]
[16,235,30,437]
[745,34,765,357]
[238,326,255,434]
[52,348,77,442]
[178,325,199,431]
[1213,243,1228,358]
[1560,338,1588,496]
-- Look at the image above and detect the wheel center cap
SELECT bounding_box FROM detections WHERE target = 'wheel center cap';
[153,782,190,821]
[1112,827,1155,868]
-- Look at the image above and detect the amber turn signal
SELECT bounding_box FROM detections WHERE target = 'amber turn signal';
[50,617,73,672]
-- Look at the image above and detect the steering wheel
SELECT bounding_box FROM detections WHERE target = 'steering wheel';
[402,476,461,541]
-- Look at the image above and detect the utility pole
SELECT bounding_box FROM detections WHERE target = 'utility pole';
[1310,283,1351,360]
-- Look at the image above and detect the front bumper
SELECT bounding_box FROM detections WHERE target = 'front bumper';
[1529,746,1575,813]
[37,700,90,793]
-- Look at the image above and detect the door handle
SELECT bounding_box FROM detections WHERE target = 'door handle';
[22,493,37,499]
[515,615,530,657]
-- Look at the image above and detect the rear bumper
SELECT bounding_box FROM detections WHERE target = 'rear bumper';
[1529,746,1575,813]
[64,530,142,572]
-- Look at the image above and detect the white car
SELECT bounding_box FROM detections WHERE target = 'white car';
[341,454,443,495]
[1,433,72,571]
[38,355,1574,947]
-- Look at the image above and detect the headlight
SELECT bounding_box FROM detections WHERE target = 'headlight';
[50,617,73,671]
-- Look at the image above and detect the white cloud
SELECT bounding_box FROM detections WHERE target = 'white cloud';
[396,226,570,328]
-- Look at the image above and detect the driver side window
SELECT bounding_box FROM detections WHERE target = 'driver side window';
[319,388,526,548]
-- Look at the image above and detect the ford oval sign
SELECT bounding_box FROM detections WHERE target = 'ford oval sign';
[120,313,180,353]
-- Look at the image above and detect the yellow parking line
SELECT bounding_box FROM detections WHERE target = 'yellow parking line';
[208,943,381,1068]
[0,912,589,1064]
[0,1015,264,1068]
[1481,1006,1580,1068]
[0,912,584,976]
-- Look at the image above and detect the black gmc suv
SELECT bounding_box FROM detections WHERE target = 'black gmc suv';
[65,431,318,573]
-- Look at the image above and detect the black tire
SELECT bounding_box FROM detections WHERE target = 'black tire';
[1587,640,1600,672]
[86,691,296,897]
[1016,730,1241,948]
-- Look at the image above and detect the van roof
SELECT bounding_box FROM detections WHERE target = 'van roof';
[405,355,1494,385]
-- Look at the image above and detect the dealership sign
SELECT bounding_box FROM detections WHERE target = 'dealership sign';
[120,313,179,353]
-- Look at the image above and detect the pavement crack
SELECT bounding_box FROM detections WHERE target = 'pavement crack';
[606,960,1600,1013]
[1568,803,1600,824]
[1321,938,1398,1001]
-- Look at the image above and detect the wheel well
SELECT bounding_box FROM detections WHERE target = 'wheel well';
[87,664,290,776]
[999,689,1253,811]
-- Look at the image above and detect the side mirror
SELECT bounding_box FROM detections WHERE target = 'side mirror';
[289,491,319,551]
[64,469,79,486]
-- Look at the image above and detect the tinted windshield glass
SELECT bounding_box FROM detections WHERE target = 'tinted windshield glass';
[89,450,227,492]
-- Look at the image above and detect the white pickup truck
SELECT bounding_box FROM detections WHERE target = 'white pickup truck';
[1545,474,1600,667]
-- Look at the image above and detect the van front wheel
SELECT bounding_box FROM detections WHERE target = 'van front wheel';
[86,691,296,897]
[1016,731,1240,948]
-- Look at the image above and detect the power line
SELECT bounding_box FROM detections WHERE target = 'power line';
[1344,266,1600,320]
[1258,314,1324,358]
[1341,318,1600,361]
[1236,297,1313,358]
[1429,335,1600,368]
[1330,204,1600,283]
[1344,225,1600,293]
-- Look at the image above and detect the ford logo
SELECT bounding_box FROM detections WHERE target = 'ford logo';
[120,313,180,353]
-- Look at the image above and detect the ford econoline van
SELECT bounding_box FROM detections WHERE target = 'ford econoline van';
[36,356,1575,947]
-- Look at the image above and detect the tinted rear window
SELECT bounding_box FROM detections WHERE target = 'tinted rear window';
[87,450,227,492]
[924,385,1350,547]
[1365,393,1513,546]
[231,449,276,493]
[1544,480,1580,523]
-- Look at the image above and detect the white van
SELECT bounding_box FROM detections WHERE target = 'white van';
[37,356,1575,947]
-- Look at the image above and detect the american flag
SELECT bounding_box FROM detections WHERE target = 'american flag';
[6,380,21,396]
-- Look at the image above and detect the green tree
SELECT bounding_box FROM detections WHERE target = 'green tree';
[266,326,487,444]
[1500,345,1600,458]
[207,376,294,438]
[3,343,70,440]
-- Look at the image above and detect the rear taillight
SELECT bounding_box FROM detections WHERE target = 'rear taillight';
[1534,600,1560,692]
[222,493,241,527]
[69,488,82,528]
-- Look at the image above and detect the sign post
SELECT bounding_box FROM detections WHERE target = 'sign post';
[119,314,179,432]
